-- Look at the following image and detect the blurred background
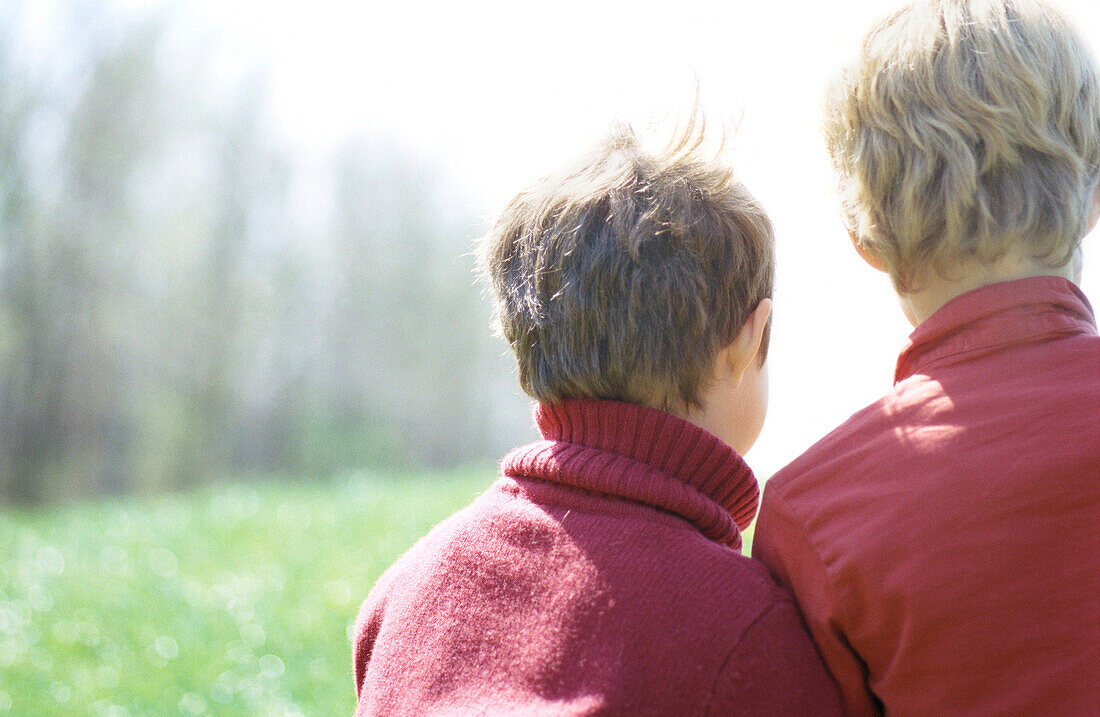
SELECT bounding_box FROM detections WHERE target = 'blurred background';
[3,0,1100,507]
[4,0,1100,714]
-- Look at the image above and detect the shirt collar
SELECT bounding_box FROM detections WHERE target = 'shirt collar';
[501,399,758,549]
[895,276,1097,383]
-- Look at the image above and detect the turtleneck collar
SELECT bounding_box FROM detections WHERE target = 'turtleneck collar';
[500,399,758,549]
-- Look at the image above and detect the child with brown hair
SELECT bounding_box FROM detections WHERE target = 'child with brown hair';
[352,118,843,715]
[753,1,1100,714]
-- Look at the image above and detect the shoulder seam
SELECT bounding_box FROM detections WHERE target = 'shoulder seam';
[703,598,792,716]
[761,487,855,636]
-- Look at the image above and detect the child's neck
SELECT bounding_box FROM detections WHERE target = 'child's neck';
[898,249,1082,327]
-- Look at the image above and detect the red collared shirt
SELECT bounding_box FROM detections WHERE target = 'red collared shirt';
[754,276,1100,716]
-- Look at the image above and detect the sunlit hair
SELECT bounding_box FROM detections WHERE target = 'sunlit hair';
[824,0,1100,292]
[478,113,774,412]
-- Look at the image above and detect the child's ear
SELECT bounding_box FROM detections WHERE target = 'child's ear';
[727,298,773,384]
[849,229,890,273]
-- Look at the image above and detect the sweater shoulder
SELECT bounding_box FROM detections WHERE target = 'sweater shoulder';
[366,476,795,629]
[564,492,802,635]
[355,479,820,714]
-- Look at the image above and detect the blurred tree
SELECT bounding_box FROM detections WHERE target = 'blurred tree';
[0,7,52,505]
[0,0,528,506]
[320,139,496,468]
[179,75,277,488]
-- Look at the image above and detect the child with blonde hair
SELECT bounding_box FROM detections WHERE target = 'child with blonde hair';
[754,1,1100,714]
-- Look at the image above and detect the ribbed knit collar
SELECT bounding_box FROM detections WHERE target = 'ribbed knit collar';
[501,399,758,549]
[894,276,1097,383]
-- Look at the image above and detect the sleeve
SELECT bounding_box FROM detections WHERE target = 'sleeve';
[352,591,384,701]
[706,600,845,717]
[751,485,882,717]
[352,562,401,708]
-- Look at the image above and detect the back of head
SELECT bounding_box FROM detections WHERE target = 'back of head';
[479,116,774,413]
[824,0,1100,292]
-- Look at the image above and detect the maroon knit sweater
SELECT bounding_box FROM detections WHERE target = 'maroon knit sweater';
[353,399,842,716]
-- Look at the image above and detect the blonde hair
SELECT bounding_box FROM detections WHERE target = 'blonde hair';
[824,0,1100,291]
[479,116,774,412]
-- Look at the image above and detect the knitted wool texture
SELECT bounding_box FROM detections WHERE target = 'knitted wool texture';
[354,399,843,716]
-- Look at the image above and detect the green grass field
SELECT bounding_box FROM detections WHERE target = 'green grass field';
[0,468,494,716]
[0,468,756,716]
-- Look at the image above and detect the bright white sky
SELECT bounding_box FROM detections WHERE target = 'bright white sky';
[118,0,1100,477]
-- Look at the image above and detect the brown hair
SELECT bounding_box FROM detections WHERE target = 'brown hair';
[479,116,774,412]
[824,0,1100,292]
